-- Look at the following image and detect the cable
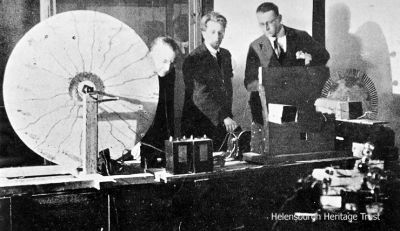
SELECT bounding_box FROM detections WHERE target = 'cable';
[226,142,237,159]
[242,100,250,122]
[99,151,111,176]
[217,132,231,152]
[111,195,120,230]
[140,142,168,154]
[356,111,373,119]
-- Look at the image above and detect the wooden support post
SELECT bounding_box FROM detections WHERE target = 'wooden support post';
[0,198,11,231]
[201,0,214,15]
[258,67,270,155]
[242,67,271,164]
[165,0,174,37]
[312,0,326,47]
[40,0,56,21]
[188,0,202,52]
[83,94,98,174]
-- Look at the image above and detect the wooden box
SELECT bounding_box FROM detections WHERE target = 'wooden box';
[165,139,192,174]
[191,138,213,173]
[315,98,363,119]
[165,137,213,174]
[245,66,347,164]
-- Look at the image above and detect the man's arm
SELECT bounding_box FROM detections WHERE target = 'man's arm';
[300,31,330,66]
[164,69,176,136]
[244,45,261,91]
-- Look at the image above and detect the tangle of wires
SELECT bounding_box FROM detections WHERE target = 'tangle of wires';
[218,126,251,160]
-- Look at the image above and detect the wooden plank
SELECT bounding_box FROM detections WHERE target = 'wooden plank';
[40,0,56,21]
[83,94,98,174]
[188,0,202,52]
[0,165,76,179]
[258,67,270,155]
[40,0,51,21]
[336,118,388,125]
[162,161,302,183]
[101,173,156,188]
[0,174,113,197]
[270,150,348,163]
[243,150,353,165]
[312,0,325,46]
[0,172,155,196]
[165,0,175,36]
[0,179,98,197]
[201,0,214,15]
[242,152,266,164]
[0,198,11,231]
[0,174,107,186]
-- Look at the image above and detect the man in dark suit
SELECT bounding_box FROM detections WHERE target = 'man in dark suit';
[140,37,180,168]
[245,2,330,125]
[181,12,238,150]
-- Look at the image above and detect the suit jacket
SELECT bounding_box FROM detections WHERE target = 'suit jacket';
[244,26,330,124]
[181,43,233,137]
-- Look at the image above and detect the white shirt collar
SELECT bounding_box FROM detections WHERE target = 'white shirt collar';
[267,26,287,52]
[204,43,220,57]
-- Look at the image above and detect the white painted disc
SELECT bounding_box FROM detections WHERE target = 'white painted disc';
[3,10,159,169]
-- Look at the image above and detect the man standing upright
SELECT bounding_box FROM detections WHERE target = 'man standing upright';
[245,2,330,125]
[181,12,238,150]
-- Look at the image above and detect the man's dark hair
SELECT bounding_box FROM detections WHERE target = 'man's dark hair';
[150,36,180,54]
[256,2,279,16]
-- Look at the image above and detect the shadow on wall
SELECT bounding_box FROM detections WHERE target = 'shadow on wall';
[326,3,370,71]
[327,3,400,146]
[355,22,394,121]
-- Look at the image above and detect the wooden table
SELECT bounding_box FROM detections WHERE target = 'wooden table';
[0,157,358,231]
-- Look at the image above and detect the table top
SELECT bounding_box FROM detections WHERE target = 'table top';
[0,156,358,197]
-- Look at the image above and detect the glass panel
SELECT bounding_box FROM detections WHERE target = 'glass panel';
[199,144,208,161]
[178,145,187,163]
[56,0,189,51]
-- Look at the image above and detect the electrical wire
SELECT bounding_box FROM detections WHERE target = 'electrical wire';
[356,111,373,119]
[217,132,231,152]
[141,141,168,154]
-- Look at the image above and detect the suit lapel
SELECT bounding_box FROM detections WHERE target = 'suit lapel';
[201,43,224,78]
[258,35,275,67]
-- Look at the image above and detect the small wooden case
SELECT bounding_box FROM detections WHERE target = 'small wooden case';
[165,138,193,174]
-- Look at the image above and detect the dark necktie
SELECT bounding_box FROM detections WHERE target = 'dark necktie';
[273,38,281,58]
[216,51,222,68]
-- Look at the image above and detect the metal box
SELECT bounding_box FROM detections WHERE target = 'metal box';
[165,138,192,174]
[165,137,213,174]
[191,138,213,173]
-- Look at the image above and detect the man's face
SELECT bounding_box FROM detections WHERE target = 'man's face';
[202,21,225,50]
[150,44,176,77]
[257,10,282,37]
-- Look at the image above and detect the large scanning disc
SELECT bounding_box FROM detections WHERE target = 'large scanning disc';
[3,10,159,169]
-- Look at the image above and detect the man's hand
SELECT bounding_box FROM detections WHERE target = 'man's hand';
[224,117,238,133]
[296,51,312,65]
[246,80,259,92]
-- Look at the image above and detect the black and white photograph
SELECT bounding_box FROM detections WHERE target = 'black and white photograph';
[1,0,400,230]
